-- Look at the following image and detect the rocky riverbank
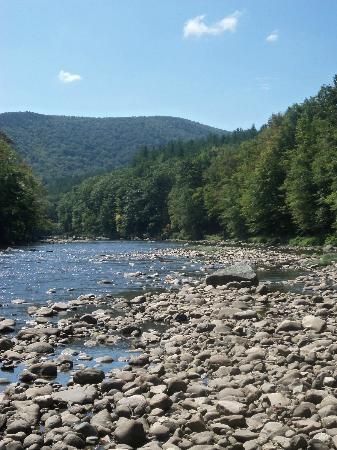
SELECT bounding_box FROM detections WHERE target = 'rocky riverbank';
[1,245,337,449]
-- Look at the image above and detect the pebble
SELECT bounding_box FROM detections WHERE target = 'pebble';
[1,244,337,448]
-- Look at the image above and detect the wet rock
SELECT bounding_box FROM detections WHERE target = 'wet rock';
[34,307,54,317]
[28,362,57,378]
[0,318,15,333]
[26,342,54,353]
[0,338,14,350]
[19,370,37,383]
[121,325,142,336]
[94,355,114,364]
[73,368,105,385]
[79,314,97,325]
[52,302,69,311]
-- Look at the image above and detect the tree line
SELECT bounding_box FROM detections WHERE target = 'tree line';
[0,133,48,245]
[57,76,337,245]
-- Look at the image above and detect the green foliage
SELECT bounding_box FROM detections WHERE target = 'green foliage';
[324,235,337,246]
[288,236,322,247]
[0,133,48,244]
[0,112,226,189]
[57,76,337,244]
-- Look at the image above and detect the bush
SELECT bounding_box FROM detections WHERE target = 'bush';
[288,236,322,247]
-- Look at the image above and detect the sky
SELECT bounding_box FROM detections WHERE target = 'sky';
[1,0,337,130]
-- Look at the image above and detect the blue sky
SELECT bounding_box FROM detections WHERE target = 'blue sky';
[1,0,337,130]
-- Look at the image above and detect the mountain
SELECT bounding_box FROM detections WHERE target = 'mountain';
[0,112,226,188]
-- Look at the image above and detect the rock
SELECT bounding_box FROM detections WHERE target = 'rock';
[45,415,62,429]
[52,302,69,311]
[6,419,31,433]
[149,393,173,411]
[196,322,216,333]
[90,409,113,433]
[52,385,97,404]
[80,314,97,325]
[293,402,316,418]
[0,338,14,350]
[121,325,142,336]
[114,418,147,448]
[0,319,15,333]
[63,433,85,448]
[19,370,37,383]
[266,393,290,407]
[34,307,54,317]
[302,315,325,332]
[208,354,231,369]
[186,414,206,432]
[101,378,125,392]
[73,422,98,438]
[28,362,57,377]
[129,354,149,366]
[174,313,189,322]
[217,400,247,415]
[94,355,114,363]
[233,430,259,442]
[117,394,148,416]
[73,368,105,385]
[25,385,53,399]
[3,442,23,450]
[289,434,308,449]
[167,378,188,395]
[206,264,258,287]
[11,400,40,427]
[149,423,171,440]
[276,320,302,332]
[23,434,43,448]
[26,342,54,353]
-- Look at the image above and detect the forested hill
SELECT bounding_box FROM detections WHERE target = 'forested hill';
[0,112,226,188]
[58,76,337,245]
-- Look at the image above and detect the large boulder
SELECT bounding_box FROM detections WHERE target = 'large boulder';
[73,368,105,385]
[206,264,258,287]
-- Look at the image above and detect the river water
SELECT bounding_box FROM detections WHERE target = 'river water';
[0,240,203,324]
[0,240,204,386]
[0,241,304,387]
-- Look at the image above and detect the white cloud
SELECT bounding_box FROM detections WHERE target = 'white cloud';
[266,30,279,43]
[183,11,241,38]
[58,70,82,83]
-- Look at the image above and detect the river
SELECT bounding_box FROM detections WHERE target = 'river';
[0,240,204,386]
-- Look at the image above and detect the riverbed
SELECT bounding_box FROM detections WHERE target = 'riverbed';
[2,241,337,448]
